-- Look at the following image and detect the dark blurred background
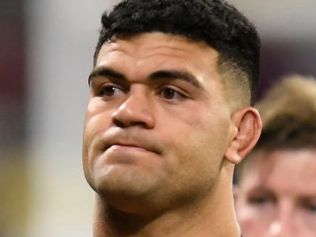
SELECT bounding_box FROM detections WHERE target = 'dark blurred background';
[1,0,316,236]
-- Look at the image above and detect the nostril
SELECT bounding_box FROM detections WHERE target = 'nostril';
[113,118,125,128]
[111,108,127,128]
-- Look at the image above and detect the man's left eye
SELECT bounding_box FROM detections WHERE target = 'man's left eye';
[159,87,186,100]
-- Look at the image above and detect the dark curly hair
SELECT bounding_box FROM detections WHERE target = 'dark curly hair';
[93,0,260,104]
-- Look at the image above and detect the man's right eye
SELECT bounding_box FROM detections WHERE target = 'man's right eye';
[98,85,125,98]
[247,194,275,206]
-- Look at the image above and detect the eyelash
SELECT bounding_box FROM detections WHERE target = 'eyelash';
[97,84,125,98]
[158,85,188,101]
[247,195,275,205]
[303,203,316,213]
[247,196,316,214]
[95,83,189,102]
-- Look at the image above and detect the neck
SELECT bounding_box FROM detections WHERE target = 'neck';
[93,164,240,237]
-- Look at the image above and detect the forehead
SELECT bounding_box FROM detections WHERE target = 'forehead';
[242,149,316,196]
[95,32,219,72]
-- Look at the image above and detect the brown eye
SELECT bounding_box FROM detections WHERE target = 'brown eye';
[163,88,177,99]
[248,196,269,204]
[301,200,316,214]
[101,86,118,96]
[247,193,275,206]
[159,86,186,101]
[98,85,125,99]
[305,204,316,213]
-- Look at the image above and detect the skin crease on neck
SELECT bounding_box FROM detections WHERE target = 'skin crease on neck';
[83,32,259,237]
[236,149,316,237]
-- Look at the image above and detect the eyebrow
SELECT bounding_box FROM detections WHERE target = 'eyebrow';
[88,67,202,89]
[149,70,202,89]
[88,67,126,85]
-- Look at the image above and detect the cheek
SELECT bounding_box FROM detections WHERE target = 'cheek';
[299,212,316,235]
[191,109,232,161]
[83,104,113,169]
[84,99,113,143]
[238,208,270,237]
[236,196,277,237]
[158,106,231,180]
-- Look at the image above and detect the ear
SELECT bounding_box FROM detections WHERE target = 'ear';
[225,107,262,164]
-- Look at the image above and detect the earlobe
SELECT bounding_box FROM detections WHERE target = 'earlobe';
[225,107,262,164]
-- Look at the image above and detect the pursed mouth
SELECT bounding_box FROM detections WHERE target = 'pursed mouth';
[98,130,163,156]
[109,144,151,152]
[103,142,160,155]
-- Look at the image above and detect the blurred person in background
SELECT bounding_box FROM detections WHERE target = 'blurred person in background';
[235,75,316,237]
[82,0,261,236]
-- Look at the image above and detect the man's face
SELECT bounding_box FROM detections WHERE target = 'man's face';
[236,149,316,237]
[83,33,236,212]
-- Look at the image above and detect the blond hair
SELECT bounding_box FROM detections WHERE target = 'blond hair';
[256,75,316,149]
[235,75,316,181]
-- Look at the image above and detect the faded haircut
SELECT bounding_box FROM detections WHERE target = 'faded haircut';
[93,0,260,105]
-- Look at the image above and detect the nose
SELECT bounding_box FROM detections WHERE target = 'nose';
[111,87,155,129]
[268,203,295,237]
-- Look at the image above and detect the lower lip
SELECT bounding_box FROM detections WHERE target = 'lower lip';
[109,144,149,153]
[102,144,158,164]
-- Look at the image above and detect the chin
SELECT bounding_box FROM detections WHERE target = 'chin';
[92,164,158,197]
[94,175,164,215]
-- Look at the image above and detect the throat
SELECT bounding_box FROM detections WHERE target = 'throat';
[94,198,156,237]
[106,206,153,236]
